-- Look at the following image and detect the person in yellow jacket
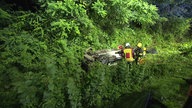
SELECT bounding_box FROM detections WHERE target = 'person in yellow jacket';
[134,42,143,65]
[123,43,134,68]
[138,47,147,64]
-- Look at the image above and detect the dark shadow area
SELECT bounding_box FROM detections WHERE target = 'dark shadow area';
[113,91,167,108]
[4,0,40,12]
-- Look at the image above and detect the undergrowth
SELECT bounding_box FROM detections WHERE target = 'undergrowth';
[0,0,192,108]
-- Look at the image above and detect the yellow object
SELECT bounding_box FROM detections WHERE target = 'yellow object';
[143,47,147,56]
[137,43,142,48]
[139,58,145,64]
[123,48,134,62]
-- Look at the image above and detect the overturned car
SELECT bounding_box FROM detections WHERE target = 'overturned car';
[84,48,123,65]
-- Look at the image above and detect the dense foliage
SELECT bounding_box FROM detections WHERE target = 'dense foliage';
[0,0,192,108]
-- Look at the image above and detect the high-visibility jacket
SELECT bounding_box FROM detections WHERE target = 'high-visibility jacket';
[123,48,134,62]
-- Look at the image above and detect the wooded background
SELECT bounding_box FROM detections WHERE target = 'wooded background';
[0,0,192,108]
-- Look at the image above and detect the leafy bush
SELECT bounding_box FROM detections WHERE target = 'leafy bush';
[0,0,192,108]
